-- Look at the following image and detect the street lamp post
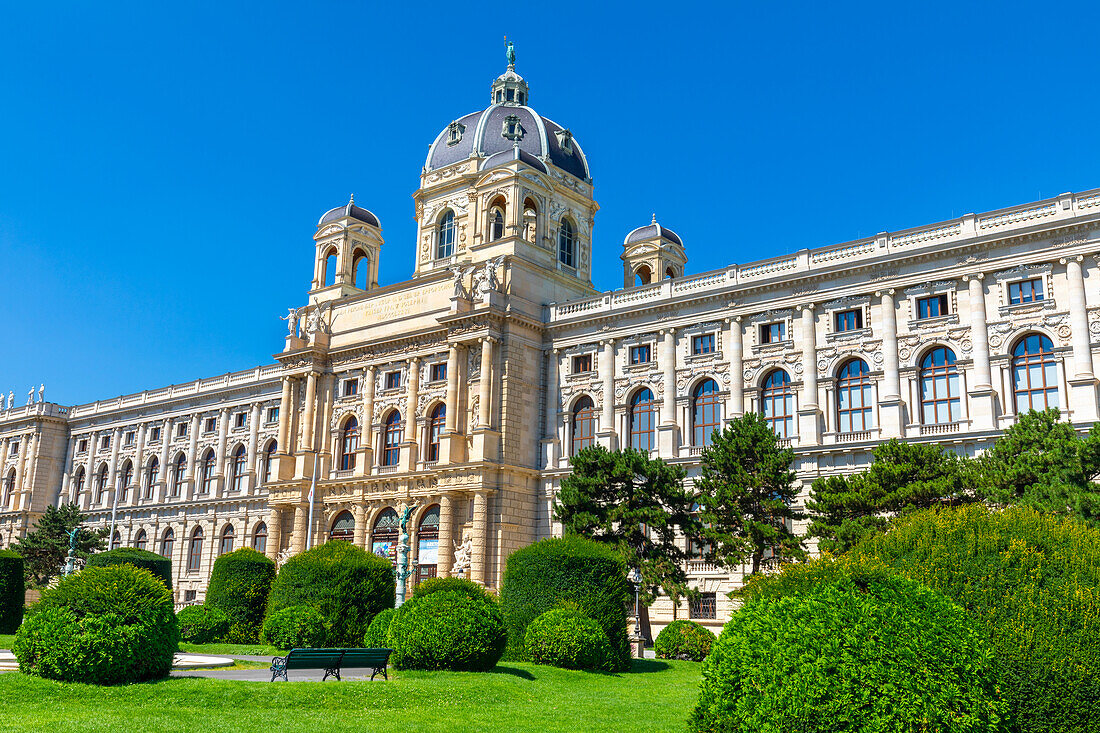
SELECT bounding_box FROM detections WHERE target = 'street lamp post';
[627,567,643,657]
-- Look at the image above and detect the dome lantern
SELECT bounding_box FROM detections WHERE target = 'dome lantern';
[491,40,529,106]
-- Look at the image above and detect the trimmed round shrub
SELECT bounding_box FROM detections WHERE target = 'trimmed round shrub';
[412,576,496,605]
[86,547,172,590]
[14,565,178,684]
[693,556,1007,732]
[499,536,630,670]
[386,590,506,671]
[654,620,715,662]
[176,604,230,644]
[266,540,394,646]
[262,605,326,649]
[363,607,396,648]
[0,550,25,633]
[205,548,275,643]
[524,606,613,671]
[857,505,1100,733]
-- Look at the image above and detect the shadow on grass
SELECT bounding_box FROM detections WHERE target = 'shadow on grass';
[629,659,671,674]
[487,665,536,680]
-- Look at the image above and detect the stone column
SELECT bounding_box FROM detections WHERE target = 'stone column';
[444,346,461,433]
[877,290,904,437]
[107,427,122,505]
[797,305,821,444]
[214,407,230,496]
[266,507,282,560]
[301,371,318,452]
[438,493,454,578]
[1063,256,1099,421]
[247,403,262,483]
[292,503,308,554]
[156,422,170,502]
[353,503,367,548]
[478,338,493,428]
[440,345,465,464]
[186,414,200,484]
[82,431,97,509]
[276,376,293,451]
[58,438,75,506]
[727,318,744,419]
[361,366,376,467]
[598,339,617,449]
[471,490,488,585]
[965,274,997,429]
[133,424,147,503]
[657,329,680,457]
[404,357,420,442]
[542,349,560,468]
[11,435,27,511]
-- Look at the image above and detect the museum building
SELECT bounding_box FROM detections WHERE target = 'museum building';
[3,58,1100,632]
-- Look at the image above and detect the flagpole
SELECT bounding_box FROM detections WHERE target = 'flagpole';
[305,450,318,549]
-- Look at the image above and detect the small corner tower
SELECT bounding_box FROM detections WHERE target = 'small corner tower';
[311,195,384,302]
[621,214,687,287]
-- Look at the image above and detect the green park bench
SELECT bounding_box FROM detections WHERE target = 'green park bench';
[269,648,392,682]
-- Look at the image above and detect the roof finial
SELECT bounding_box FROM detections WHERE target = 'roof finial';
[505,36,515,69]
[651,212,657,225]
[349,193,355,205]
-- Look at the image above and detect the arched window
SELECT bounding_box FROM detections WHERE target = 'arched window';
[571,396,596,456]
[761,370,795,439]
[252,521,268,553]
[665,267,676,279]
[352,251,370,290]
[340,417,359,471]
[489,208,505,241]
[382,411,402,467]
[200,449,216,494]
[635,265,652,286]
[119,460,133,502]
[426,404,445,462]
[161,527,175,559]
[134,528,147,550]
[110,530,121,550]
[629,388,657,452]
[437,211,455,259]
[95,464,109,504]
[1012,333,1059,413]
[522,199,538,243]
[417,505,440,584]
[171,453,186,497]
[371,508,399,561]
[188,526,204,571]
[330,510,354,541]
[262,440,277,484]
[1,469,13,507]
[145,457,159,499]
[836,359,873,433]
[323,247,337,287]
[219,524,235,556]
[231,445,246,492]
[558,219,576,268]
[692,379,722,447]
[920,347,961,424]
[72,467,85,496]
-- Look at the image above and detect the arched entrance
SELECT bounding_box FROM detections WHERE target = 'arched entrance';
[371,508,398,562]
[416,505,440,585]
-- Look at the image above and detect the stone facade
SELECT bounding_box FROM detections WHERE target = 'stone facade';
[3,60,1100,635]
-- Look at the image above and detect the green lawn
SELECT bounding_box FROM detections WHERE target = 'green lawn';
[0,660,701,732]
[0,635,12,650]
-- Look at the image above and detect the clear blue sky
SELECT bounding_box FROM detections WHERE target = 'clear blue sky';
[2,1,1097,406]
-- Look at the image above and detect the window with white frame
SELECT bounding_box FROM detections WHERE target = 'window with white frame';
[691,333,716,355]
[1008,278,1045,305]
[572,354,592,373]
[760,322,786,344]
[834,309,863,332]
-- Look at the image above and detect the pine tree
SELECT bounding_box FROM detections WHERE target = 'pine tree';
[12,503,106,586]
[694,413,805,575]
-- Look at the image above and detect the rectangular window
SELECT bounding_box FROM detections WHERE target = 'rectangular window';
[101,436,111,450]
[429,363,447,382]
[834,309,863,332]
[78,439,88,453]
[10,442,19,456]
[1008,278,1045,305]
[234,412,246,429]
[760,322,786,344]
[150,427,160,442]
[125,432,135,446]
[917,294,950,319]
[184,589,197,603]
[692,334,716,355]
[266,407,279,423]
[177,422,187,438]
[572,354,592,373]
[385,371,402,390]
[629,345,651,365]
[690,592,717,620]
[342,379,358,397]
[204,417,217,434]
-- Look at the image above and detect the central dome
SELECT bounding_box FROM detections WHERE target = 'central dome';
[424,60,590,181]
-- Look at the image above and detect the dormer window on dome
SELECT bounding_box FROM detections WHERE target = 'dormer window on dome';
[555,129,574,155]
[502,115,526,141]
[446,121,466,146]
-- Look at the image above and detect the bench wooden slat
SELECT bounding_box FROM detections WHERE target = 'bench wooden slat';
[269,647,392,682]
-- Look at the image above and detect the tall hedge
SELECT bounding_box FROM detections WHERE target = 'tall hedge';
[0,550,25,633]
[86,547,172,590]
[205,548,275,643]
[499,536,630,670]
[856,505,1100,733]
[14,565,178,684]
[266,540,394,646]
[693,556,1007,732]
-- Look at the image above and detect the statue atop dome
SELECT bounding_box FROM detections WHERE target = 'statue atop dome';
[505,37,515,68]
